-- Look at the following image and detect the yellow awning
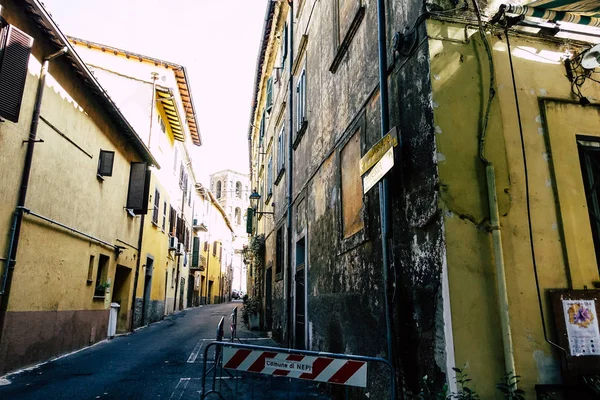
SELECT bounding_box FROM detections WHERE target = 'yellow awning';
[156,88,185,142]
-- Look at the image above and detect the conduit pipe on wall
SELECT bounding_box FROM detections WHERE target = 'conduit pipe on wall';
[286,0,295,348]
[486,165,517,379]
[472,0,517,380]
[0,46,68,341]
[375,0,396,396]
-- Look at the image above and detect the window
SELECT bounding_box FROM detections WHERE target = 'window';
[169,206,176,236]
[94,254,110,297]
[204,241,209,251]
[266,77,273,113]
[267,155,273,198]
[126,162,150,214]
[87,255,95,283]
[173,147,178,175]
[295,69,307,143]
[578,139,600,274]
[280,22,288,68]
[235,207,241,225]
[340,129,364,238]
[97,150,115,177]
[277,124,285,176]
[158,113,166,134]
[0,24,33,123]
[259,111,265,147]
[276,227,283,278]
[152,188,160,224]
[213,241,217,256]
[330,0,365,73]
[216,181,222,199]
[162,201,167,231]
[236,181,242,198]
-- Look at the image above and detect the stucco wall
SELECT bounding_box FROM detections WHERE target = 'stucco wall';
[0,0,147,374]
[429,19,600,398]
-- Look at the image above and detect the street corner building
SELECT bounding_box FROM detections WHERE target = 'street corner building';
[247,0,600,398]
[0,0,158,374]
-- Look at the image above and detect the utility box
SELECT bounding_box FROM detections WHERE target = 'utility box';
[108,303,120,338]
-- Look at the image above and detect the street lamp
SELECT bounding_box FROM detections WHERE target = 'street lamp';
[249,190,274,216]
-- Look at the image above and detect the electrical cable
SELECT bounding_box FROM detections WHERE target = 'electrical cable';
[504,21,568,356]
[471,0,495,164]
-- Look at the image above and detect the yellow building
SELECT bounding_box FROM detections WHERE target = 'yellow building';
[429,13,600,397]
[193,188,234,305]
[68,38,202,328]
[0,0,157,374]
[245,0,600,398]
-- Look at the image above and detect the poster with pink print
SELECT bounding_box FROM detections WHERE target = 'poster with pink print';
[562,299,600,357]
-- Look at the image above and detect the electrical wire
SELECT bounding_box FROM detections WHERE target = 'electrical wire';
[504,21,568,356]
[471,0,495,165]
[566,49,599,103]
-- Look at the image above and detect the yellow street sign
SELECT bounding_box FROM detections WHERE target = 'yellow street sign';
[359,127,398,176]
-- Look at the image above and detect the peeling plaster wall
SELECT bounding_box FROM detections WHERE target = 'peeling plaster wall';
[429,19,600,399]
[256,0,450,396]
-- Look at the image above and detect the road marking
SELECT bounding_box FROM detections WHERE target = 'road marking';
[187,339,206,363]
[168,378,190,400]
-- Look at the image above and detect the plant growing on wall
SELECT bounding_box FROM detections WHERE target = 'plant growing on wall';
[94,281,110,297]
[241,297,262,324]
[496,373,525,400]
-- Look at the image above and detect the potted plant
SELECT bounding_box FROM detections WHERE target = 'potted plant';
[242,297,261,330]
[94,281,110,297]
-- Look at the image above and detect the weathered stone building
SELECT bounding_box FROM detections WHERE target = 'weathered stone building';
[248,0,600,398]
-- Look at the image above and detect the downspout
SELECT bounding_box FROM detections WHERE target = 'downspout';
[130,212,145,330]
[131,73,158,329]
[0,47,68,343]
[375,0,396,395]
[205,232,212,305]
[286,0,294,348]
[473,0,517,380]
[486,165,516,379]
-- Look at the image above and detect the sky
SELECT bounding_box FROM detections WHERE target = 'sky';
[42,0,269,185]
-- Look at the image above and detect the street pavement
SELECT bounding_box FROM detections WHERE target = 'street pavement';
[0,301,280,400]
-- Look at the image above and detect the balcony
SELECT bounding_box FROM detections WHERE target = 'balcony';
[190,255,206,271]
[193,219,208,232]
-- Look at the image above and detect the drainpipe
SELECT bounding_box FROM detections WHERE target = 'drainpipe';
[131,72,159,329]
[286,0,295,348]
[205,233,212,305]
[486,165,516,379]
[473,4,517,380]
[375,0,396,395]
[130,212,145,330]
[0,46,68,342]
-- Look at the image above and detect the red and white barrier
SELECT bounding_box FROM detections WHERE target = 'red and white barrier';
[223,347,367,388]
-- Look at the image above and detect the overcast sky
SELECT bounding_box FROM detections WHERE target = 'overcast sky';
[42,0,268,185]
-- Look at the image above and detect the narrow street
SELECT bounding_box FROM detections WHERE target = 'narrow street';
[0,302,271,400]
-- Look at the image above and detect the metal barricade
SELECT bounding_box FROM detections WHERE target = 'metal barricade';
[200,341,394,400]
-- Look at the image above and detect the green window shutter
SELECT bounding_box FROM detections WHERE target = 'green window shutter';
[246,208,254,234]
[266,77,273,112]
[192,236,199,267]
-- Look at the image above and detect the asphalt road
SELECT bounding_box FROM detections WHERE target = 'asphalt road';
[0,301,275,400]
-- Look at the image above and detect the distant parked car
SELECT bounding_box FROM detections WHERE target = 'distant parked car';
[232,290,240,300]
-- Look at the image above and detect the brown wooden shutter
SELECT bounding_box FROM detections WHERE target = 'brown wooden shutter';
[0,25,33,123]
[126,162,150,214]
[152,188,160,223]
[97,150,115,176]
